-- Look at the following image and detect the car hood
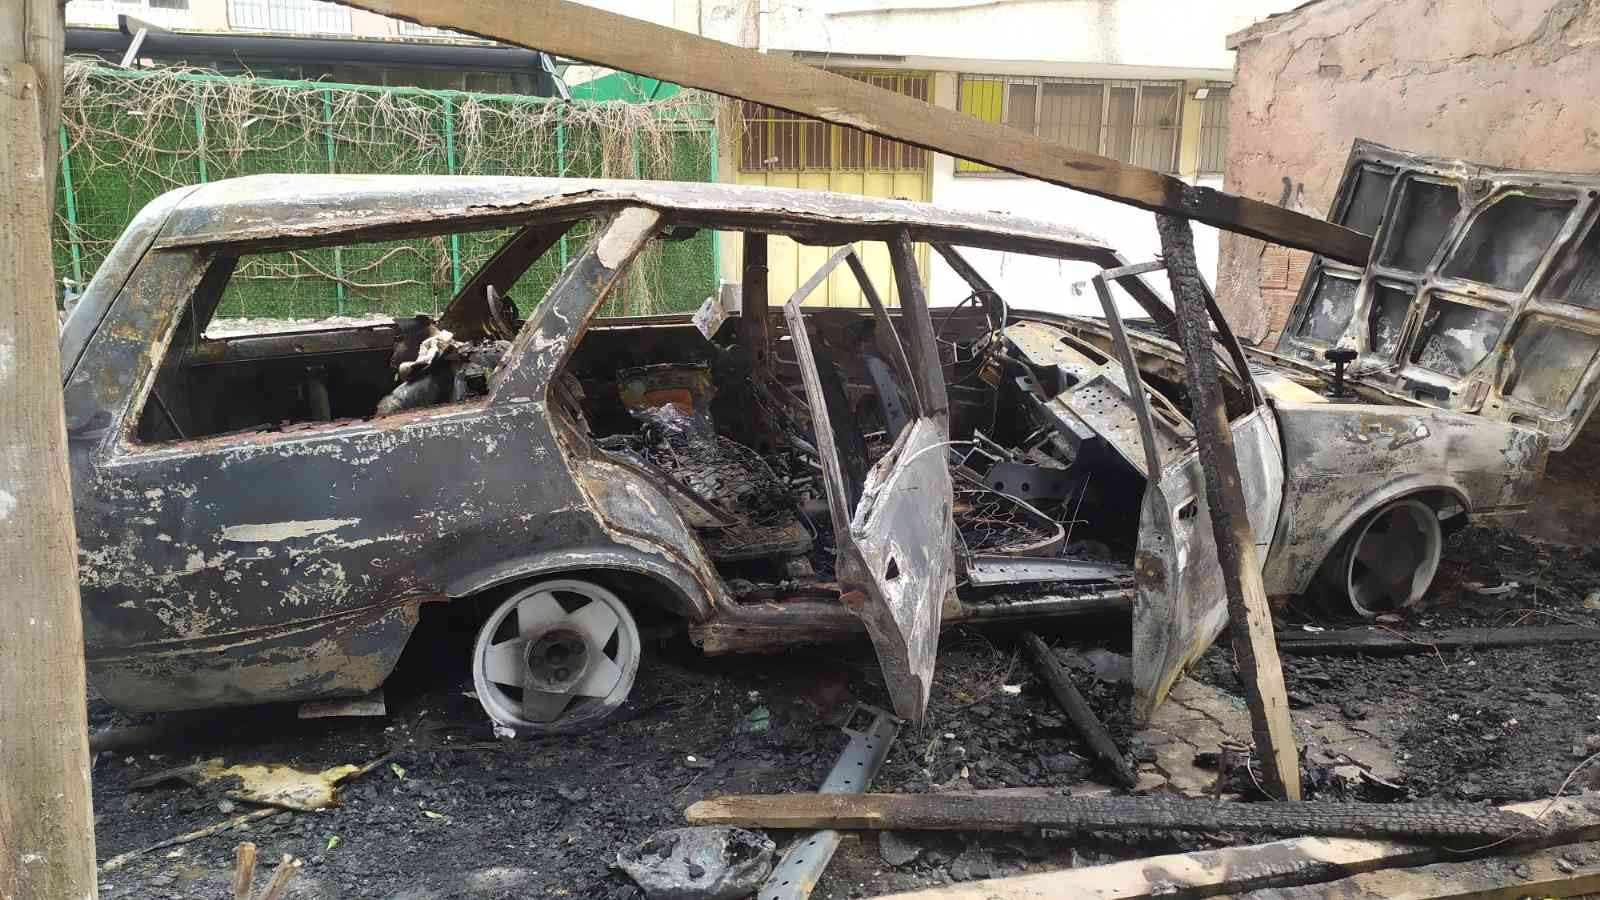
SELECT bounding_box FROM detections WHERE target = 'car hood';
[1275,140,1600,451]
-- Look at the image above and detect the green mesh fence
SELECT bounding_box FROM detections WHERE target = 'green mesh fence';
[54,61,719,320]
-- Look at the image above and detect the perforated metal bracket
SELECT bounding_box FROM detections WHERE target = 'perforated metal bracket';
[756,703,900,900]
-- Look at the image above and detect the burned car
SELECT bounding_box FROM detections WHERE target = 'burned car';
[61,173,1550,735]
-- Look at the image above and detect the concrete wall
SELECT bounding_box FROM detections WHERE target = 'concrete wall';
[1218,0,1600,545]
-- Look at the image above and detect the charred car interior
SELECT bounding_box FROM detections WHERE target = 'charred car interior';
[61,173,1553,741]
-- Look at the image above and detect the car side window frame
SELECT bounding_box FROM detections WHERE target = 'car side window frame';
[107,210,640,455]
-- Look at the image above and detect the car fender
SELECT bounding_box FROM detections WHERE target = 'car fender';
[445,544,720,621]
[1264,399,1546,595]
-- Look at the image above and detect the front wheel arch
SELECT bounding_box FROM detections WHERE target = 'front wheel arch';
[1311,489,1454,618]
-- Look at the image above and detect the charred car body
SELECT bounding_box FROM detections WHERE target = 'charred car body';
[61,166,1554,733]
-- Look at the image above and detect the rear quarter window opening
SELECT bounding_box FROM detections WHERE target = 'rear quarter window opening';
[133,218,591,444]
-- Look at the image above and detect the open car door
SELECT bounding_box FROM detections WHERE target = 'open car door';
[783,235,955,725]
[1087,265,1285,725]
[1278,139,1600,451]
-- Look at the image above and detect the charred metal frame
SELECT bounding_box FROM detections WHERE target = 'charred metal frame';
[1278,140,1600,450]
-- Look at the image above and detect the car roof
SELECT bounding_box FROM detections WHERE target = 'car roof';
[153,174,1118,261]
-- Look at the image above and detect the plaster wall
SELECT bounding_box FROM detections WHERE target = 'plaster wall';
[1218,0,1600,343]
[1218,0,1600,545]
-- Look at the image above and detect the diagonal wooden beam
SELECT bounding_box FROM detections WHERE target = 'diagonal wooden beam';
[338,0,1372,265]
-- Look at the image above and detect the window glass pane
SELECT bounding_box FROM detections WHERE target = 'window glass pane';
[1442,194,1574,291]
[1131,85,1179,172]
[1410,298,1507,378]
[1297,270,1360,343]
[1382,179,1460,272]
[1104,86,1136,163]
[1005,83,1038,133]
[1366,282,1413,357]
[1547,221,1600,310]
[1039,82,1102,154]
[1503,319,1600,411]
[1339,167,1395,237]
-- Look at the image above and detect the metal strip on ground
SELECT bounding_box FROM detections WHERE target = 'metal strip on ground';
[758,704,900,900]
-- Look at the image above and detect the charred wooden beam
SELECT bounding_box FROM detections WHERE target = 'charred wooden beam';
[1020,632,1136,789]
[869,795,1600,900]
[340,0,1372,264]
[686,792,1540,843]
[1277,625,1600,656]
[1156,213,1300,801]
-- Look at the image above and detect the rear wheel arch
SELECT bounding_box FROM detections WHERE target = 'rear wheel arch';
[445,549,719,623]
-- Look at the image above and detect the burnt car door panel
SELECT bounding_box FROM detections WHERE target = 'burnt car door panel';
[1279,140,1600,450]
[1132,407,1284,723]
[783,238,955,725]
[1083,268,1286,724]
[63,207,675,713]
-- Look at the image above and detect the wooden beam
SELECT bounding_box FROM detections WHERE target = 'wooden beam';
[1234,841,1600,900]
[684,792,1538,843]
[338,0,1372,264]
[0,0,61,208]
[1156,213,1300,800]
[868,796,1600,900]
[0,58,98,900]
[1277,625,1600,656]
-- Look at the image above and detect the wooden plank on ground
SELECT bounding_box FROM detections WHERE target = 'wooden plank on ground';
[1277,625,1600,656]
[868,795,1600,900]
[1236,840,1600,899]
[685,792,1537,842]
[339,0,1372,264]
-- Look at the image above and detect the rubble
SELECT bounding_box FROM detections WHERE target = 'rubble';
[616,826,775,900]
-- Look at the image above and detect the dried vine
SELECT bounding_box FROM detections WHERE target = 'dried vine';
[55,59,718,318]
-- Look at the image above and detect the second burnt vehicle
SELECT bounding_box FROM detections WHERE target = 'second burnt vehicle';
[64,162,1562,734]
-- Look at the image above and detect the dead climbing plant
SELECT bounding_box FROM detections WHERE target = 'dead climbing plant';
[55,58,718,317]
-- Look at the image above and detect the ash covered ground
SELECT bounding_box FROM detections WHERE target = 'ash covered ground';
[90,527,1600,899]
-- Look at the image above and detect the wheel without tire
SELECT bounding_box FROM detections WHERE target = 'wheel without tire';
[1319,498,1443,618]
[471,578,640,735]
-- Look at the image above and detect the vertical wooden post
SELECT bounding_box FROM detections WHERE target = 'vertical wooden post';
[0,1,96,896]
[0,0,61,208]
[1155,213,1301,801]
[0,58,99,900]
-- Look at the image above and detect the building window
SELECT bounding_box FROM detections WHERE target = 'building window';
[397,20,464,38]
[1196,85,1230,176]
[956,75,1183,174]
[67,0,193,28]
[739,71,928,172]
[228,0,352,34]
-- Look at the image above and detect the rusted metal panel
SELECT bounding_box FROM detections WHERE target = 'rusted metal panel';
[1262,401,1547,597]
[1132,408,1284,725]
[783,242,955,725]
[149,175,1116,261]
[1277,140,1600,451]
[58,184,200,384]
[65,207,721,713]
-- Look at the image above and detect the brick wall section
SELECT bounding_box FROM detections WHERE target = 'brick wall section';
[1220,0,1600,545]
[1256,244,1312,344]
